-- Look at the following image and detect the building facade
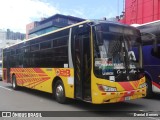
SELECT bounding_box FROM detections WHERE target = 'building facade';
[26,21,38,40]
[0,29,23,60]
[26,14,85,39]
[6,29,25,40]
[120,0,160,25]
[0,29,6,60]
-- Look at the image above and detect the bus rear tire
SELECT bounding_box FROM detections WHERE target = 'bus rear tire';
[12,75,18,90]
[54,80,67,104]
[146,77,153,98]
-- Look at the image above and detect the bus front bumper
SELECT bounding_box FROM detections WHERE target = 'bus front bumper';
[92,88,146,104]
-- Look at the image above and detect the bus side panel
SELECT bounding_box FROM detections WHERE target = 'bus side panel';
[30,68,74,99]
[143,45,160,93]
[52,68,74,99]
[10,68,75,98]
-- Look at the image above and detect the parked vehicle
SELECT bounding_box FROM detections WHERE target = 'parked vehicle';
[135,20,160,97]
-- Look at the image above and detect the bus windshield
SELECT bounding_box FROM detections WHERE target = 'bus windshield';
[94,23,143,81]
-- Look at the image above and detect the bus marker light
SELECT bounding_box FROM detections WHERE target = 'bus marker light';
[139,83,147,89]
[101,93,106,95]
[104,99,110,102]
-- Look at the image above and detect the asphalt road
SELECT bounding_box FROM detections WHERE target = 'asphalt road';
[0,81,160,120]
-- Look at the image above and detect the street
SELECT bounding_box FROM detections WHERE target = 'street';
[0,81,160,120]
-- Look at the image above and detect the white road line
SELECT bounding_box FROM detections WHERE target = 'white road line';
[0,86,13,91]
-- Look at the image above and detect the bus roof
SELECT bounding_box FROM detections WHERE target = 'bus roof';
[137,19,160,27]
[4,19,134,49]
[136,20,160,36]
[4,20,91,49]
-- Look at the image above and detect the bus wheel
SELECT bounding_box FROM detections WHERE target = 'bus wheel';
[54,80,67,104]
[146,77,153,98]
[12,75,18,90]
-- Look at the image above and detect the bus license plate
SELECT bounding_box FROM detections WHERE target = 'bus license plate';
[125,96,130,101]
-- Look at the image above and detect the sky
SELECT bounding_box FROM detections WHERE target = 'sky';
[0,0,124,33]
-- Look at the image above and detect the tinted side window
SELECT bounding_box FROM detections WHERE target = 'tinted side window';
[53,36,68,47]
[11,49,16,55]
[40,41,51,50]
[16,49,22,54]
[151,46,160,58]
[23,46,30,67]
[53,40,57,47]
[57,36,68,46]
[31,44,39,51]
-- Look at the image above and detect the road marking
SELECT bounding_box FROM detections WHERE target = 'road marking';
[0,86,13,91]
[139,110,144,111]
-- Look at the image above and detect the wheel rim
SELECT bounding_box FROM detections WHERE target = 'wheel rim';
[12,77,16,88]
[56,84,64,99]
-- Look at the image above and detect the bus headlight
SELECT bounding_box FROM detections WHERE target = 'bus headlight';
[97,84,117,92]
[139,83,147,89]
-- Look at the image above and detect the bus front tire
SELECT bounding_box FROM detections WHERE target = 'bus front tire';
[54,80,67,104]
[12,75,18,90]
[146,77,153,98]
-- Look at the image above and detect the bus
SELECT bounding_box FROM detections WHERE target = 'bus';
[136,20,160,97]
[3,20,146,104]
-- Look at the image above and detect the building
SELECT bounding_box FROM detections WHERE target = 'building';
[0,29,23,60]
[6,29,25,40]
[26,21,38,40]
[26,14,85,39]
[120,0,160,25]
[0,29,6,59]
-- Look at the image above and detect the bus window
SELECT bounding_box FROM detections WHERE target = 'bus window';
[151,46,160,58]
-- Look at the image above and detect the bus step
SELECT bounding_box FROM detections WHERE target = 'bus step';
[84,96,91,102]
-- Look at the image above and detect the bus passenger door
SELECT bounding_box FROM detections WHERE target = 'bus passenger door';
[74,26,91,101]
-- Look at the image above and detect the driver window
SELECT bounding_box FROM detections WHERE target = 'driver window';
[151,46,160,58]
